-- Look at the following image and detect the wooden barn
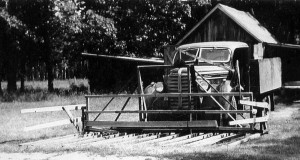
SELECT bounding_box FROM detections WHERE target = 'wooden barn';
[172,3,277,58]
[169,4,300,88]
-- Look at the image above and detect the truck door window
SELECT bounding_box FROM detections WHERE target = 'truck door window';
[200,48,230,63]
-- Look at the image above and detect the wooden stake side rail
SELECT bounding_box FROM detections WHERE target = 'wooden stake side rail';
[85,110,251,114]
[21,104,86,113]
[85,92,253,98]
[239,100,269,109]
[22,104,86,133]
[229,117,268,125]
[24,117,81,131]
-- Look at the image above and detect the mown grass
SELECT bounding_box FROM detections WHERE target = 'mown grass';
[0,79,139,153]
[0,80,300,160]
[0,79,89,152]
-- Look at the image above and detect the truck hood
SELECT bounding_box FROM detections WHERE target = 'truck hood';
[195,65,229,74]
[170,65,229,79]
[194,65,229,79]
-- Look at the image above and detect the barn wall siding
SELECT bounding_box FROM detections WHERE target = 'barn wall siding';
[182,10,258,46]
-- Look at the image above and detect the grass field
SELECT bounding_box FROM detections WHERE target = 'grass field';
[1,79,89,91]
[0,79,88,152]
[0,80,300,159]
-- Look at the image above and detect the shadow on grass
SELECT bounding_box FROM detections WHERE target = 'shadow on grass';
[163,151,280,160]
[161,137,300,160]
[252,135,300,156]
[276,89,300,105]
[162,127,300,159]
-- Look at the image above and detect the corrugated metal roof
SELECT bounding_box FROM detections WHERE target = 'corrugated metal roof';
[177,4,278,45]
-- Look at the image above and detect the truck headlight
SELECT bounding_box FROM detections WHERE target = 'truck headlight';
[197,79,210,92]
[155,82,164,92]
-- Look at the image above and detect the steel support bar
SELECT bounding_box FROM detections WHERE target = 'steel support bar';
[85,110,251,114]
[137,67,147,121]
[85,120,218,129]
[195,71,240,111]
[89,126,255,133]
[93,98,114,121]
[137,65,172,69]
[85,92,253,98]
[196,80,241,127]
[114,97,131,121]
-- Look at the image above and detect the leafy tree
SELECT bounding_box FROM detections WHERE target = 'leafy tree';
[7,0,56,91]
[54,0,117,81]
[7,0,85,92]
[80,0,210,91]
[0,1,25,92]
[81,0,210,57]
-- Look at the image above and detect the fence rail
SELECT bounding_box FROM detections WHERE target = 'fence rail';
[21,104,86,133]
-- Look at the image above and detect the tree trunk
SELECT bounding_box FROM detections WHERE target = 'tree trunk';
[0,77,2,95]
[43,32,54,92]
[20,58,26,92]
[0,60,3,95]
[46,59,54,92]
[7,68,17,92]
[7,44,18,92]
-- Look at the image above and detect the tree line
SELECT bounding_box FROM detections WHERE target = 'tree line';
[0,0,299,93]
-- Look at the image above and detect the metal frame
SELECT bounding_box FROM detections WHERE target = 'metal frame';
[81,64,270,134]
[82,92,254,133]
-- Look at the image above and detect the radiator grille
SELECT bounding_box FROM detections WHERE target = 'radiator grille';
[167,68,195,110]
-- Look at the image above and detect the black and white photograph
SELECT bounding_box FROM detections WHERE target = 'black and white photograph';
[0,0,300,159]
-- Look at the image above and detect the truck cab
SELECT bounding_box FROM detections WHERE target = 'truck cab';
[166,42,249,107]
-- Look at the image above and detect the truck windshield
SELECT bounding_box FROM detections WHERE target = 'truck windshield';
[172,48,199,64]
[199,48,230,62]
[180,48,199,61]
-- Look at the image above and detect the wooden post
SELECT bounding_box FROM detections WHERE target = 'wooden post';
[81,106,86,134]
[249,94,254,130]
[270,93,275,111]
[63,107,80,133]
[85,96,90,132]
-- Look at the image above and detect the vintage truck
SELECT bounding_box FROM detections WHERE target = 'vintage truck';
[142,41,281,126]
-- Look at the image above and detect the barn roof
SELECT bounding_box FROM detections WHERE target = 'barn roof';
[177,4,278,45]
